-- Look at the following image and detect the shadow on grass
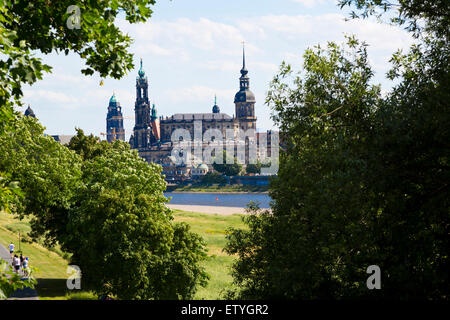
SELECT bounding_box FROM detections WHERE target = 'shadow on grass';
[36,278,97,300]
[36,278,68,298]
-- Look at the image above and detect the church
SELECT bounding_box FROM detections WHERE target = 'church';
[106,46,262,181]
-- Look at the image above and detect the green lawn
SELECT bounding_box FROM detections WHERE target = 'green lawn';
[0,211,85,299]
[172,210,246,299]
[0,210,246,300]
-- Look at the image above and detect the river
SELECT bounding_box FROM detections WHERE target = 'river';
[164,192,272,209]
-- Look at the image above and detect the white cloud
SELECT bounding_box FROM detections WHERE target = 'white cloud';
[135,43,173,57]
[23,89,77,105]
[120,17,250,58]
[245,13,414,52]
[201,60,240,72]
[162,85,235,104]
[292,0,327,8]
[253,62,279,73]
[200,59,277,73]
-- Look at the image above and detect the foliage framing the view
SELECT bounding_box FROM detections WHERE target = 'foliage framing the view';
[225,0,449,300]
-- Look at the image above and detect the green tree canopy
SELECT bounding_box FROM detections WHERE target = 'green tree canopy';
[225,1,449,299]
[65,137,209,299]
[213,151,242,176]
[0,0,156,109]
[0,114,82,245]
[199,172,227,185]
[0,119,209,299]
[245,161,262,175]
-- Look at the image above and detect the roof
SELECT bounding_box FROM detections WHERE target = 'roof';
[169,113,233,121]
[234,89,256,103]
[51,135,74,145]
[24,106,36,118]
[109,93,118,104]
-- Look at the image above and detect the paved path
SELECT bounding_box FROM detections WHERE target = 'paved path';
[0,244,39,300]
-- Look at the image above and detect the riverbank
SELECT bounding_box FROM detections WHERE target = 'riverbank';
[167,204,248,215]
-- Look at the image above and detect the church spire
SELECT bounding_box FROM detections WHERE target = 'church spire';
[138,58,145,78]
[234,42,256,121]
[238,42,250,91]
[241,41,248,76]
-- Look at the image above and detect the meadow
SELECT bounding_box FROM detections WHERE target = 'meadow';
[0,209,245,300]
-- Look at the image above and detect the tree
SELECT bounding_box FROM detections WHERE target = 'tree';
[64,133,209,299]
[200,172,227,185]
[0,0,156,110]
[0,1,211,299]
[226,0,449,299]
[226,36,381,299]
[245,161,261,175]
[213,151,242,176]
[0,119,209,299]
[67,128,110,161]
[0,114,82,245]
[0,0,159,250]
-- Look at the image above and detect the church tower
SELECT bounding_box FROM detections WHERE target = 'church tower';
[106,92,125,142]
[234,44,256,131]
[131,59,153,149]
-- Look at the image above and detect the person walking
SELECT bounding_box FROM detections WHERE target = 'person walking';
[22,257,29,277]
[12,255,20,274]
[9,242,15,258]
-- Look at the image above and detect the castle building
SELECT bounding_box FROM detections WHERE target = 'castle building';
[124,46,261,180]
[106,92,125,142]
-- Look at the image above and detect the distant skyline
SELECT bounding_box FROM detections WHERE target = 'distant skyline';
[20,0,415,140]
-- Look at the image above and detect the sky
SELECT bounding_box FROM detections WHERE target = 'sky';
[20,0,415,140]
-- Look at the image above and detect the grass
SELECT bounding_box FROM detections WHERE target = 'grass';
[172,210,246,299]
[0,210,246,300]
[0,211,94,300]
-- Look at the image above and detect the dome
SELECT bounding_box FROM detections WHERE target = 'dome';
[234,89,256,103]
[197,163,208,170]
[24,105,36,118]
[212,95,220,113]
[109,93,117,104]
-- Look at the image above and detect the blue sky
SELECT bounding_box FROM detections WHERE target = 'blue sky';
[20,0,414,140]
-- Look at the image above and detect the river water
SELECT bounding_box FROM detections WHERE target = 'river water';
[164,192,272,209]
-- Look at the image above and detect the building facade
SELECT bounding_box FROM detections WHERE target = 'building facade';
[120,47,273,182]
